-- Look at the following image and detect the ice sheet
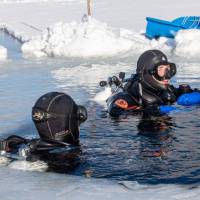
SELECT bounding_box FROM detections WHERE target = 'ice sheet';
[0,166,199,200]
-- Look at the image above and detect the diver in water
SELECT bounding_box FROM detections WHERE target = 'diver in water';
[0,92,87,168]
[106,49,195,116]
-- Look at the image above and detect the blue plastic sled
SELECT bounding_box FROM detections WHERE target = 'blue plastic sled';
[146,16,200,39]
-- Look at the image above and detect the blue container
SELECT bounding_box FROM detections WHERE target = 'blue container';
[177,92,200,106]
[146,16,200,39]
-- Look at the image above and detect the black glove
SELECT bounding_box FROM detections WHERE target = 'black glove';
[177,84,193,96]
[0,135,27,152]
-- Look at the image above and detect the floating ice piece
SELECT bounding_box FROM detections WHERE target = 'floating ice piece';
[9,160,48,172]
[0,156,11,166]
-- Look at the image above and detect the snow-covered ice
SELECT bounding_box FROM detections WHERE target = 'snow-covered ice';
[0,165,200,200]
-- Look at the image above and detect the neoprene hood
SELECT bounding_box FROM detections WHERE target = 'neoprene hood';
[136,50,176,91]
[32,92,87,145]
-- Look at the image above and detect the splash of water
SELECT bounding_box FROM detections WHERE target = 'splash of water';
[94,87,112,103]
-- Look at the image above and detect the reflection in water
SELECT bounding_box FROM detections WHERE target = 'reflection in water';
[137,114,174,159]
[138,115,173,137]
[33,146,82,174]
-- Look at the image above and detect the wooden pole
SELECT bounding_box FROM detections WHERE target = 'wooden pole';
[87,0,92,16]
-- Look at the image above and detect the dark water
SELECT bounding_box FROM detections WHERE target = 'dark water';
[0,32,200,185]
[79,106,200,184]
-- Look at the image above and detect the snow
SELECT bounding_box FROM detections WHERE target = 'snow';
[175,29,200,58]
[20,16,177,58]
[22,17,135,58]
[0,1,86,40]
[0,45,7,60]
[21,16,180,58]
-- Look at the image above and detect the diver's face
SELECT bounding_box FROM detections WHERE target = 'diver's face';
[157,65,170,77]
[156,64,170,84]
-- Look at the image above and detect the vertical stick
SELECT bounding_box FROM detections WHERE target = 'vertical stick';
[87,0,92,16]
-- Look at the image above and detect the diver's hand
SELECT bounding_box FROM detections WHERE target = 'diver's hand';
[177,84,193,96]
[0,135,27,152]
[193,88,200,92]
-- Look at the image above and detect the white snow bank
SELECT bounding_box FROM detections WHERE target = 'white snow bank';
[22,17,135,58]
[0,45,7,60]
[21,16,175,58]
[175,29,200,59]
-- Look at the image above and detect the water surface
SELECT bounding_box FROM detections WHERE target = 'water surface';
[0,32,200,185]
